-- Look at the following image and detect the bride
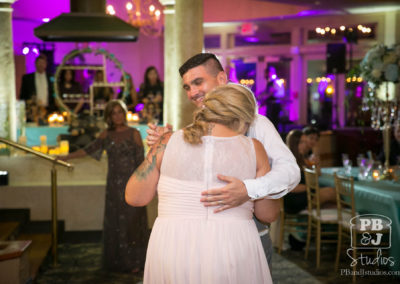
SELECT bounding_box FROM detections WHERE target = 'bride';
[125,84,277,283]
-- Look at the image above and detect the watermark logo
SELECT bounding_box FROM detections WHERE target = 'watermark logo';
[346,214,395,268]
[350,214,391,250]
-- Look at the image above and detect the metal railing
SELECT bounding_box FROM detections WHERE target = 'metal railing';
[0,137,73,266]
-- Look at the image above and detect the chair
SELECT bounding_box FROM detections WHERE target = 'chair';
[334,172,390,283]
[277,198,309,254]
[304,167,338,269]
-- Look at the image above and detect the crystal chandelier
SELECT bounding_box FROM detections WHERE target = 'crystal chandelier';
[106,0,163,37]
[360,43,400,179]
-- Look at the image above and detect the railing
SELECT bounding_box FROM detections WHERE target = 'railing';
[0,137,73,266]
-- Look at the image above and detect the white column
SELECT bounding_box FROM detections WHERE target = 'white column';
[0,0,17,141]
[160,0,203,130]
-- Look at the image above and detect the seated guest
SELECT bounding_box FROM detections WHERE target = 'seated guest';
[58,69,84,114]
[284,129,336,250]
[118,73,138,111]
[138,66,163,124]
[93,70,114,104]
[20,54,56,122]
[284,129,336,215]
[302,125,320,168]
[140,102,160,124]
[378,122,400,166]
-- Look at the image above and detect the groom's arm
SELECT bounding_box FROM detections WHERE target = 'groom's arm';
[201,115,300,212]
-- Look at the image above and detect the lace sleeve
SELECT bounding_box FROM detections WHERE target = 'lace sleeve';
[133,129,145,164]
[84,131,106,161]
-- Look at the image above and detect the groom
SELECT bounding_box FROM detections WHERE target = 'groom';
[146,53,300,266]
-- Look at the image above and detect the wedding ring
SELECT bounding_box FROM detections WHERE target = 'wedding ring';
[218,201,224,205]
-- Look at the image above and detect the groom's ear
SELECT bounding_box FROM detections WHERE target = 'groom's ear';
[216,71,228,85]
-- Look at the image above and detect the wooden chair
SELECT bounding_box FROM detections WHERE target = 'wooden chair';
[334,172,390,283]
[277,198,309,254]
[304,167,338,269]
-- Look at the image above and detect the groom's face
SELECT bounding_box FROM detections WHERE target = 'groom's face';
[182,65,226,108]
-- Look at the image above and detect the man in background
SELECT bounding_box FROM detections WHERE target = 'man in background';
[20,54,55,122]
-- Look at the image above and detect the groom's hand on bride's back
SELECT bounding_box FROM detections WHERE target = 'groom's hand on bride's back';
[200,174,250,213]
[146,123,173,147]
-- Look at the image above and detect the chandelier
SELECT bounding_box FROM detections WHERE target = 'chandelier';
[106,0,163,37]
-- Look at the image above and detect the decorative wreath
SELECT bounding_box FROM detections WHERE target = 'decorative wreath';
[53,48,129,113]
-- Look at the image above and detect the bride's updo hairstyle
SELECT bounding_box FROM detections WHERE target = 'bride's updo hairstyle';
[183,84,256,145]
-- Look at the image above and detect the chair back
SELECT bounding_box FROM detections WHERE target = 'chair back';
[334,172,356,223]
[303,167,320,216]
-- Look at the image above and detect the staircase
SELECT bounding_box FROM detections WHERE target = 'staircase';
[0,209,53,282]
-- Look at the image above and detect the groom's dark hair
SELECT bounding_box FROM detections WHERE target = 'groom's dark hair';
[179,53,224,78]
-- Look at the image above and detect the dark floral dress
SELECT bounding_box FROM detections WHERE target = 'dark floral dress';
[84,127,150,272]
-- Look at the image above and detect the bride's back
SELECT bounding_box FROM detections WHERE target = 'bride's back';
[157,129,256,220]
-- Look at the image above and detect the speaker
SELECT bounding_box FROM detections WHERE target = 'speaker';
[326,43,346,74]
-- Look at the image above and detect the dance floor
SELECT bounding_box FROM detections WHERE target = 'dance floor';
[34,242,400,284]
[34,243,319,284]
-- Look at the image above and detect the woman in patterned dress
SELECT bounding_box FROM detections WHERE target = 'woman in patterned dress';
[59,100,150,273]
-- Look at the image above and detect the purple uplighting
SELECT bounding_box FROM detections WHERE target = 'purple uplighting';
[135,103,145,113]
[244,36,259,43]
[356,86,363,98]
[32,47,39,55]
[297,10,334,17]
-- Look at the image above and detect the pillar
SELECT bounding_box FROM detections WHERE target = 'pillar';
[0,0,17,141]
[160,0,203,130]
[290,27,304,124]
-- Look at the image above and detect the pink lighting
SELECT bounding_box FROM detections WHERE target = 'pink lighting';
[42,18,50,23]
[32,47,39,55]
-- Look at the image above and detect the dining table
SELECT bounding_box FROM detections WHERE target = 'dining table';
[20,123,150,147]
[319,167,400,272]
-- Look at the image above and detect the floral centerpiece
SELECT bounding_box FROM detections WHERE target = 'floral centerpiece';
[360,43,400,179]
[360,43,400,90]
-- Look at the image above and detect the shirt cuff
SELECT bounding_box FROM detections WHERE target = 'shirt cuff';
[243,178,288,200]
[243,178,262,200]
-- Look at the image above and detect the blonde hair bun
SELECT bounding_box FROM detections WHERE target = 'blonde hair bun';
[183,84,256,144]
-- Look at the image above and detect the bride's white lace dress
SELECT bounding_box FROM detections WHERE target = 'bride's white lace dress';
[144,130,272,284]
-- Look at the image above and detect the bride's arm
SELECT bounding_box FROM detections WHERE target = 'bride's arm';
[252,139,280,223]
[125,132,171,206]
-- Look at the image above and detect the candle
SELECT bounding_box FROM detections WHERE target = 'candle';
[59,140,69,155]
[372,170,380,181]
[127,111,133,121]
[40,135,47,146]
[40,145,48,154]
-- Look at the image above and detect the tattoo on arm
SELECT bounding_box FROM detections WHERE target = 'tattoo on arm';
[133,134,168,181]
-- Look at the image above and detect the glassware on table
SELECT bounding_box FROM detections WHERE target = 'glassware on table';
[365,159,374,179]
[342,154,352,176]
[358,158,374,180]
